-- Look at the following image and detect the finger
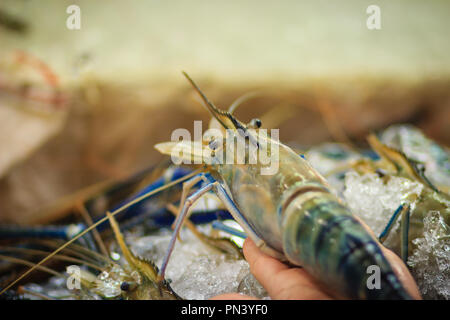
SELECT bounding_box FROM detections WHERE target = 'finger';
[243,238,289,275]
[210,293,259,300]
[243,238,332,299]
[381,247,422,299]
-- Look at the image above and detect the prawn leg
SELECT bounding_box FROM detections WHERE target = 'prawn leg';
[379,204,404,243]
[400,205,411,262]
[158,174,279,282]
[158,176,216,281]
[169,172,209,230]
[165,173,243,258]
[211,221,247,239]
[166,204,243,258]
[378,203,411,262]
[0,223,96,253]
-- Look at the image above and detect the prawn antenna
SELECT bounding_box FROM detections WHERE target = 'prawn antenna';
[182,71,232,129]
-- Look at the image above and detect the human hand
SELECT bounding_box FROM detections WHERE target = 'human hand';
[212,236,421,300]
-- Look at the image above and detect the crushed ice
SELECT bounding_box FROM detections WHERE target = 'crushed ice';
[407,211,450,299]
[342,172,423,237]
[127,225,267,300]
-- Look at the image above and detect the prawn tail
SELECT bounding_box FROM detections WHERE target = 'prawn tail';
[281,193,413,300]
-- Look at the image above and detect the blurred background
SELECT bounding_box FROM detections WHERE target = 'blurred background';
[0,0,449,224]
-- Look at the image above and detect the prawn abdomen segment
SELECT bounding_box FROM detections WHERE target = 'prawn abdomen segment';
[281,194,412,299]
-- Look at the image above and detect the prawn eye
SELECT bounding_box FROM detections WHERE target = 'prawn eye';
[209,139,218,150]
[120,282,130,291]
[248,118,262,129]
[121,281,136,291]
[416,163,425,172]
[375,168,386,178]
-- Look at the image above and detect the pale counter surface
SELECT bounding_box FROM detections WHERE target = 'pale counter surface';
[1,0,450,85]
